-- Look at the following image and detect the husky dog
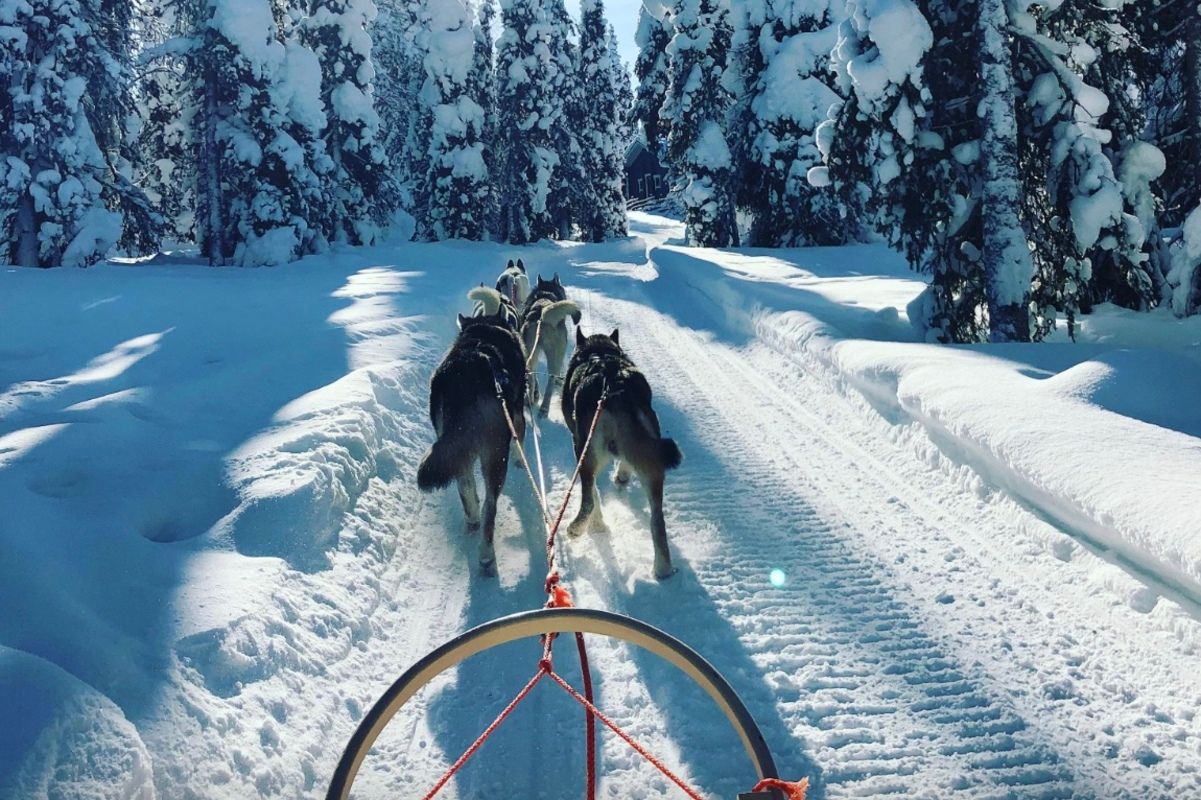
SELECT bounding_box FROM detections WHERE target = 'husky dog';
[468,284,519,331]
[495,259,530,308]
[520,273,581,417]
[561,328,682,579]
[417,311,527,574]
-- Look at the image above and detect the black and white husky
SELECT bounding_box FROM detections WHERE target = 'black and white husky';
[417,311,527,574]
[520,273,581,417]
[495,258,530,308]
[561,328,682,579]
[467,284,519,331]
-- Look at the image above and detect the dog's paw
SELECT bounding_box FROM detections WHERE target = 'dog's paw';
[465,519,481,533]
[478,557,497,577]
[566,518,588,538]
[613,472,630,488]
[653,561,677,580]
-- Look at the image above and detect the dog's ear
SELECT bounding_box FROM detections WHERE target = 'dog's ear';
[610,328,619,346]
[576,327,586,347]
[457,313,468,330]
[507,259,514,268]
[553,272,561,284]
[516,258,525,273]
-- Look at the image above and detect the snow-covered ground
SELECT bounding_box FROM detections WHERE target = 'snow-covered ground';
[2,212,1199,799]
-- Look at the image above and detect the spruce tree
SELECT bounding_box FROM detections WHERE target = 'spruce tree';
[301,0,386,245]
[1,0,154,267]
[978,0,1032,342]
[737,0,847,247]
[415,0,491,241]
[473,0,501,238]
[495,0,561,242]
[609,25,637,148]
[371,0,425,215]
[663,0,738,247]
[542,0,584,239]
[633,3,672,150]
[577,0,629,241]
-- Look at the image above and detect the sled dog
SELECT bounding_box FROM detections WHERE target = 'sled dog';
[468,285,519,331]
[495,259,530,308]
[561,328,682,579]
[417,311,527,574]
[520,273,581,417]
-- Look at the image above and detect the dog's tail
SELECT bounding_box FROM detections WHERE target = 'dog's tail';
[468,285,505,316]
[539,299,581,328]
[417,429,473,491]
[660,438,682,471]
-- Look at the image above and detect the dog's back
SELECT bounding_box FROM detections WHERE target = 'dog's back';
[563,331,681,475]
[418,315,526,490]
[496,259,529,307]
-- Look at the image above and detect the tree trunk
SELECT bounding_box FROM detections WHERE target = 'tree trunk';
[15,191,39,267]
[1185,18,1201,205]
[202,73,225,266]
[977,0,1032,342]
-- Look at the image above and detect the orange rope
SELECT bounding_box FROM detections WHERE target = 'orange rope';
[546,668,706,800]
[418,667,546,800]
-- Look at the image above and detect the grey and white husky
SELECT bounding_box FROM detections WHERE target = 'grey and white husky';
[520,273,581,417]
[417,311,527,574]
[561,328,682,579]
[495,258,530,308]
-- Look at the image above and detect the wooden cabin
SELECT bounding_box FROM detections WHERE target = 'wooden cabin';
[624,139,669,202]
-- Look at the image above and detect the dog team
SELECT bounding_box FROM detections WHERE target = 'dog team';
[416,258,682,580]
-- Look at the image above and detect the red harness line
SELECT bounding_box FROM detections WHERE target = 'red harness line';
[426,382,810,799]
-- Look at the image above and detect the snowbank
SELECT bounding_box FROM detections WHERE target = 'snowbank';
[643,231,1201,606]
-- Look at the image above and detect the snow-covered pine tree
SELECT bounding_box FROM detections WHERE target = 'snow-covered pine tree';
[541,0,583,239]
[663,0,738,247]
[473,0,501,238]
[633,2,672,149]
[823,0,993,342]
[0,0,155,266]
[301,0,386,246]
[737,0,847,246]
[370,0,425,215]
[609,24,638,148]
[1011,0,1150,337]
[1130,0,1201,315]
[137,7,196,245]
[415,0,491,241]
[576,0,628,241]
[494,0,561,242]
[179,0,329,265]
[978,0,1033,342]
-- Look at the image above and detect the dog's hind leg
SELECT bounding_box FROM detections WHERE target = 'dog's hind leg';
[477,444,508,575]
[457,469,480,530]
[567,448,608,536]
[645,471,675,579]
[539,333,566,418]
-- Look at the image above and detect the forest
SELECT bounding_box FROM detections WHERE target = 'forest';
[1,0,1200,342]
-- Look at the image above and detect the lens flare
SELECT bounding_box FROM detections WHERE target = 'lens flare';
[769,568,786,588]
